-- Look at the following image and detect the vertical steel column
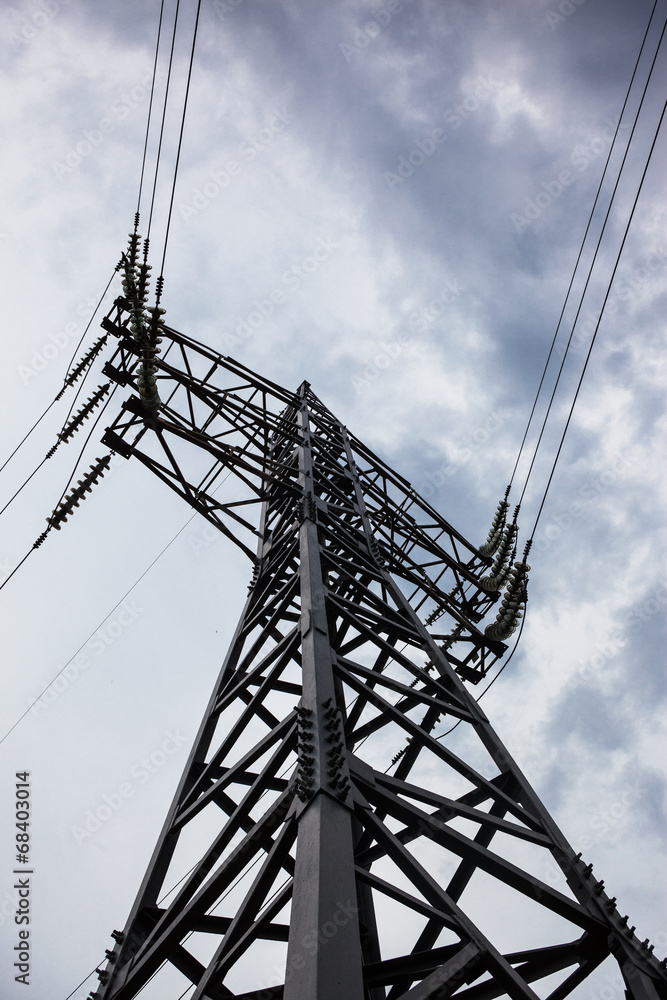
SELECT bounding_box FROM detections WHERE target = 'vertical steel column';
[282,390,364,1000]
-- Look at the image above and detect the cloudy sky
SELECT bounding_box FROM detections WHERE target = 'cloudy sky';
[0,0,665,997]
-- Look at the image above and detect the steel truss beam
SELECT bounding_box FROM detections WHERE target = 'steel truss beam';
[92,302,666,1000]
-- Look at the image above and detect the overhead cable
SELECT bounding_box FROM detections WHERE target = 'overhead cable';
[158,0,203,280]
[147,0,183,242]
[530,97,666,539]
[0,269,116,476]
[509,0,660,492]
[136,0,167,218]
[519,16,666,511]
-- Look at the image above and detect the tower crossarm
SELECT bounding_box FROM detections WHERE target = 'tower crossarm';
[100,302,509,661]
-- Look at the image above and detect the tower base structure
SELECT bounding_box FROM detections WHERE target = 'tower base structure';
[88,300,666,1000]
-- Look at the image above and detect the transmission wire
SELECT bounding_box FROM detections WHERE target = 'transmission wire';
[530,98,666,538]
[0,399,59,476]
[518,16,667,512]
[146,0,182,242]
[74,792,287,998]
[0,453,54,518]
[21,7,185,597]
[158,0,203,280]
[431,613,528,744]
[136,0,167,217]
[2,384,120,572]
[0,326,115,520]
[0,550,34,594]
[0,268,116,477]
[450,59,664,714]
[1,513,195,744]
[443,86,664,733]
[0,386,119,597]
[50,383,120,512]
[113,848,271,999]
[1,332,179,605]
[63,969,97,1000]
[68,808,286,998]
[62,268,117,382]
[508,0,659,491]
[1,470,234,744]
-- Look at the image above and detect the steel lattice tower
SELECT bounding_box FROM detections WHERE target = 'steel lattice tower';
[85,293,667,1000]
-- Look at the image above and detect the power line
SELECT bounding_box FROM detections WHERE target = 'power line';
[1,372,114,521]
[508,0,660,493]
[530,98,666,538]
[383,613,529,753]
[0,269,116,476]
[159,0,203,280]
[147,0,183,243]
[136,0,167,218]
[0,450,54,518]
[0,397,60,476]
[520,14,666,514]
[6,0,200,534]
[62,268,118,385]
[0,548,35,594]
[0,387,118,595]
[1,468,233,744]
[0,509,197,744]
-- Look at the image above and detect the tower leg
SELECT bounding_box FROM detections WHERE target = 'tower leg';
[284,794,364,999]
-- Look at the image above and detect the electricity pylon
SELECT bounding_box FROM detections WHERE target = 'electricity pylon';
[88,290,667,1000]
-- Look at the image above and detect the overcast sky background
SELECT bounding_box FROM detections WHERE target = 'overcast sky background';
[0,1,665,997]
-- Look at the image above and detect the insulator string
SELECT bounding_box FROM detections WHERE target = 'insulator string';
[50,383,119,515]
[0,387,118,593]
[0,269,115,476]
[62,268,117,388]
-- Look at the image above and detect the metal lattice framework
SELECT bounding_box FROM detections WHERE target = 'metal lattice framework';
[89,299,667,1000]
